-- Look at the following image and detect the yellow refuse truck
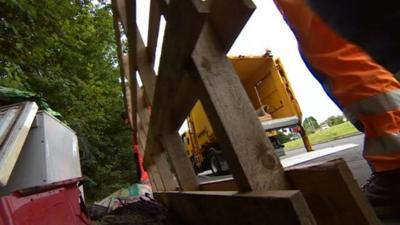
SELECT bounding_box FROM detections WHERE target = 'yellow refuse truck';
[182,53,312,175]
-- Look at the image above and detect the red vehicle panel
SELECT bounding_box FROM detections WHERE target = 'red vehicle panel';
[0,179,90,225]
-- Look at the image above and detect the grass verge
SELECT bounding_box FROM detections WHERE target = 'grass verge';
[284,121,361,151]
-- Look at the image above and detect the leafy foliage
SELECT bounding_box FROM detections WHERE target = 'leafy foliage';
[303,116,319,134]
[0,0,137,202]
[324,115,345,127]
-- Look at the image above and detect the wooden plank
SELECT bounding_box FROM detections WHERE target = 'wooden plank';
[161,132,199,191]
[155,190,317,225]
[125,0,137,132]
[113,0,128,29]
[137,86,150,135]
[200,178,237,191]
[0,102,38,186]
[111,13,129,119]
[147,0,161,66]
[136,116,147,154]
[146,166,159,192]
[121,54,136,127]
[146,0,208,137]
[136,27,157,104]
[286,159,381,225]
[124,82,134,128]
[144,0,208,161]
[209,0,256,52]
[148,173,158,192]
[167,71,200,131]
[154,151,179,191]
[148,161,165,191]
[0,107,19,145]
[192,23,287,192]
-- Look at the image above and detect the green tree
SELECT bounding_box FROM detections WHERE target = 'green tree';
[0,0,137,201]
[325,115,345,127]
[303,116,319,134]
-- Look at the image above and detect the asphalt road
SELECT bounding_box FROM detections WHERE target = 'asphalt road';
[198,134,370,185]
[282,133,364,158]
[284,133,371,185]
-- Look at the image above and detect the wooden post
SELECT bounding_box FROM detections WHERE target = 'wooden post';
[111,10,129,114]
[161,132,199,191]
[155,190,317,225]
[147,0,162,66]
[136,27,157,104]
[142,0,209,191]
[191,23,287,192]
[125,0,138,131]
[154,151,179,191]
[148,159,165,191]
[286,159,381,225]
[167,72,200,131]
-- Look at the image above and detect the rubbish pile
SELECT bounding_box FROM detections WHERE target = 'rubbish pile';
[92,197,186,225]
[90,184,186,225]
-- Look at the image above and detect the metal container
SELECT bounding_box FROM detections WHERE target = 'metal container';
[0,111,82,195]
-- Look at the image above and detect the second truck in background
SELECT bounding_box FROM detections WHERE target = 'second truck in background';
[182,53,312,175]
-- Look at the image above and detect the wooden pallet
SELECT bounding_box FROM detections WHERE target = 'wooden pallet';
[111,0,383,224]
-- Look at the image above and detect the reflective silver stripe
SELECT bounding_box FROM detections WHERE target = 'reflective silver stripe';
[364,133,400,156]
[344,89,400,119]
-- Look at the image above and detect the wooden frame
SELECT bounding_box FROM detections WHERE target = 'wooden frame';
[111,0,381,224]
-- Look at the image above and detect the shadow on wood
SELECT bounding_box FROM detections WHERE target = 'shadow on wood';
[155,190,317,225]
[286,159,381,225]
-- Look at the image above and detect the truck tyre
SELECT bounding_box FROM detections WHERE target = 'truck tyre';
[208,149,223,176]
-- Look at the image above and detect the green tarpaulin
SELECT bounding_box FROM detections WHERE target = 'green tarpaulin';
[0,86,62,118]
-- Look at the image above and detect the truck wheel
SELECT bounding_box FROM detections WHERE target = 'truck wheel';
[208,150,223,176]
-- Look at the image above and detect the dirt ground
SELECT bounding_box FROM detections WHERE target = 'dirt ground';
[91,198,187,225]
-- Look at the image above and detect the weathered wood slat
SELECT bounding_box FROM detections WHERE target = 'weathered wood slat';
[113,2,138,126]
[194,159,382,225]
[147,165,163,191]
[137,87,150,135]
[124,0,137,131]
[111,11,129,115]
[121,55,135,126]
[200,179,237,191]
[136,27,157,104]
[155,190,317,225]
[0,102,38,186]
[148,172,157,191]
[286,159,381,225]
[167,71,200,131]
[113,0,128,29]
[144,0,208,186]
[154,151,179,191]
[192,23,287,192]
[161,132,199,191]
[209,0,256,52]
[147,0,161,66]
[145,0,208,151]
[136,116,146,153]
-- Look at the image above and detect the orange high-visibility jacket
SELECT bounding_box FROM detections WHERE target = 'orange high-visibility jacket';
[274,0,400,171]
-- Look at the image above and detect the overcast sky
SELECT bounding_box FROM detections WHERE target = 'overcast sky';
[136,0,343,123]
